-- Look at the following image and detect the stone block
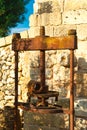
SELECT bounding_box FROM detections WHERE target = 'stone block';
[23,98,87,130]
[37,14,42,26]
[45,26,54,36]
[5,35,12,44]
[75,118,87,130]
[75,98,87,119]
[0,100,5,109]
[28,27,40,38]
[29,14,38,27]
[77,24,87,40]
[33,13,50,27]
[63,10,87,24]
[75,98,87,112]
[0,91,4,100]
[0,38,5,47]
[5,96,14,100]
[24,111,66,130]
[77,40,87,50]
[57,0,64,12]
[36,1,53,14]
[20,30,29,38]
[24,125,67,130]
[51,0,61,13]
[41,13,50,26]
[58,98,69,108]
[34,0,62,13]
[53,25,76,36]
[64,0,87,11]
[50,12,61,25]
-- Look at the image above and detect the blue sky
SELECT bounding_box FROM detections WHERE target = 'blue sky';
[11,0,34,34]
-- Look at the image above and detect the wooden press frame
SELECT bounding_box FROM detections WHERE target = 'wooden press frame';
[12,27,77,130]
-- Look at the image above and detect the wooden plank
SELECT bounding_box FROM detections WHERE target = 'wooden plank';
[12,35,77,51]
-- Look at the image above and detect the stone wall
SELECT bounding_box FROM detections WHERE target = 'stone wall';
[28,0,87,129]
[0,0,87,129]
[29,0,87,97]
[0,31,32,129]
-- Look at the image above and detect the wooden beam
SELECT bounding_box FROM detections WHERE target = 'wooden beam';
[12,35,77,51]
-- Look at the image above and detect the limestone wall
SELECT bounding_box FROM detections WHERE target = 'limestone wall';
[28,0,87,129]
[0,0,87,129]
[29,0,87,98]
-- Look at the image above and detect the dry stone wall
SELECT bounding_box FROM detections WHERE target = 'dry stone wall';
[0,32,30,129]
[0,0,87,129]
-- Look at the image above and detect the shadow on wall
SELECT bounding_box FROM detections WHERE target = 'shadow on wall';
[30,54,40,81]
[38,2,52,14]
[4,106,15,130]
[76,57,87,97]
[0,106,21,130]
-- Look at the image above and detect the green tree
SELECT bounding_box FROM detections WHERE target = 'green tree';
[0,0,30,37]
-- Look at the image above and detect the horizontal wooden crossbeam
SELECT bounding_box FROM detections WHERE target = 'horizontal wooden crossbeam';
[12,35,77,51]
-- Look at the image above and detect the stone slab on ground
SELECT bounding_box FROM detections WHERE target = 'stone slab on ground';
[24,125,68,130]
[23,98,87,130]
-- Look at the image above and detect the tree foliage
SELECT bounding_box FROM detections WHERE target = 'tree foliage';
[0,0,30,37]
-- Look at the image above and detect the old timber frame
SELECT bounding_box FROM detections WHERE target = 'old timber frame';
[12,26,77,130]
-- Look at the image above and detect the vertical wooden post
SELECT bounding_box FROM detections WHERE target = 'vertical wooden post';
[70,49,74,130]
[68,30,76,130]
[12,33,21,130]
[14,51,18,130]
[40,26,45,91]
